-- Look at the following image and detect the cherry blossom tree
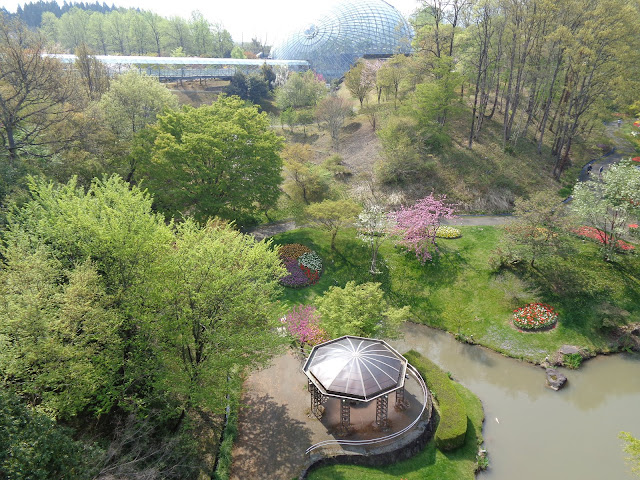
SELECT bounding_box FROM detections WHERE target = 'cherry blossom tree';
[390,193,457,263]
[281,305,328,349]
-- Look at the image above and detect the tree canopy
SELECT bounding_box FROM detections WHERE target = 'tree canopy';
[138,96,283,224]
[315,281,410,339]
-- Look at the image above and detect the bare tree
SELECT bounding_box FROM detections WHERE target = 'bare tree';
[0,16,80,163]
[315,95,352,151]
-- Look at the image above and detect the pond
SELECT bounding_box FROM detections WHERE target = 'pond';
[391,322,640,480]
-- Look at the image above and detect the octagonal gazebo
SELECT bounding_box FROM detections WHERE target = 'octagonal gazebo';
[302,336,408,433]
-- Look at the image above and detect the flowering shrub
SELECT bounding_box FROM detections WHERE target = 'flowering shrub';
[278,243,311,261]
[572,226,635,251]
[513,303,558,330]
[281,305,328,346]
[277,244,323,288]
[298,251,323,272]
[435,226,462,239]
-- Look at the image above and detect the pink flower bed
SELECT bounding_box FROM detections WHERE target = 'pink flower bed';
[513,303,558,331]
[572,226,635,251]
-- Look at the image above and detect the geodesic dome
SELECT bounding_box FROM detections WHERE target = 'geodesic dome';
[270,0,413,80]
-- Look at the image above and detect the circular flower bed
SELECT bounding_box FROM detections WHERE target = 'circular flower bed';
[513,303,558,331]
[278,244,323,288]
[435,225,462,239]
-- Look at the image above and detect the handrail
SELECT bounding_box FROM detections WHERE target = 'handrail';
[305,363,431,455]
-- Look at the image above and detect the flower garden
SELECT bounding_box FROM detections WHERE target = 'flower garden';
[278,243,323,288]
[512,303,558,331]
[572,226,635,251]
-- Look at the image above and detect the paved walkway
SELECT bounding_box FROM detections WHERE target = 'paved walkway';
[578,122,636,182]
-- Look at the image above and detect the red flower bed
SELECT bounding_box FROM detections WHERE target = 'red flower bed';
[572,226,635,251]
[513,303,558,331]
[633,157,640,162]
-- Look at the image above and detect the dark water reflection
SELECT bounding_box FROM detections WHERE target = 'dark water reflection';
[391,323,640,480]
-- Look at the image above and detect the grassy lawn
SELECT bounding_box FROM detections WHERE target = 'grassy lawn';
[306,381,484,480]
[272,226,640,363]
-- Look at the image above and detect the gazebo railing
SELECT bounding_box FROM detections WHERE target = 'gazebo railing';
[305,363,431,455]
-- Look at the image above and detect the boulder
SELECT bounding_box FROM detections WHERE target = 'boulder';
[546,368,567,391]
[558,345,581,355]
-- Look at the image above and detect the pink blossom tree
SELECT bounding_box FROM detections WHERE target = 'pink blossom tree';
[281,305,328,349]
[389,193,457,263]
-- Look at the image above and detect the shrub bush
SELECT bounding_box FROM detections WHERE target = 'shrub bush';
[404,350,467,451]
[563,353,582,369]
[436,226,462,239]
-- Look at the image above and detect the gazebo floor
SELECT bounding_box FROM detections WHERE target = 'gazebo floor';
[230,350,427,480]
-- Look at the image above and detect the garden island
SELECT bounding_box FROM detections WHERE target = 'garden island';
[1,0,640,479]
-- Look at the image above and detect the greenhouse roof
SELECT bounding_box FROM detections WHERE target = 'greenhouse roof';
[46,54,309,68]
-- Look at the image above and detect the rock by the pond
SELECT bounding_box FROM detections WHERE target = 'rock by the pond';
[546,368,567,391]
[559,345,581,355]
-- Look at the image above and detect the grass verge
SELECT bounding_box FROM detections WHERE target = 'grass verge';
[404,350,467,451]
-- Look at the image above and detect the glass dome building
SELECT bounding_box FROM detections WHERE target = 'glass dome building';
[270,0,413,80]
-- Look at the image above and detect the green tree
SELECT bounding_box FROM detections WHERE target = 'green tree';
[316,282,410,339]
[620,431,640,477]
[0,389,97,480]
[0,243,123,419]
[225,71,248,98]
[98,70,178,143]
[98,70,178,181]
[275,70,327,110]
[155,220,286,413]
[231,45,246,58]
[376,54,409,108]
[138,96,283,224]
[412,56,462,128]
[189,10,212,56]
[281,143,331,205]
[306,199,361,250]
[501,192,567,268]
[2,175,173,415]
[571,160,640,259]
[344,60,374,107]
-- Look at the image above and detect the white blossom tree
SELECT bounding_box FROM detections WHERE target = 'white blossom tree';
[356,204,392,274]
[571,160,640,259]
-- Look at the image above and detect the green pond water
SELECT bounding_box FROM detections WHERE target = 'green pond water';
[392,322,640,480]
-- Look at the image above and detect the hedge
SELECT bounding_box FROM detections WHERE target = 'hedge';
[404,350,467,451]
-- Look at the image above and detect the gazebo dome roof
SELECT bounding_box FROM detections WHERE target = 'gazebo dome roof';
[303,336,407,401]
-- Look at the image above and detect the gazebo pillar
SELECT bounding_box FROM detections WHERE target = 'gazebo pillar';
[340,398,351,434]
[375,394,389,429]
[395,385,409,410]
[309,380,324,418]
